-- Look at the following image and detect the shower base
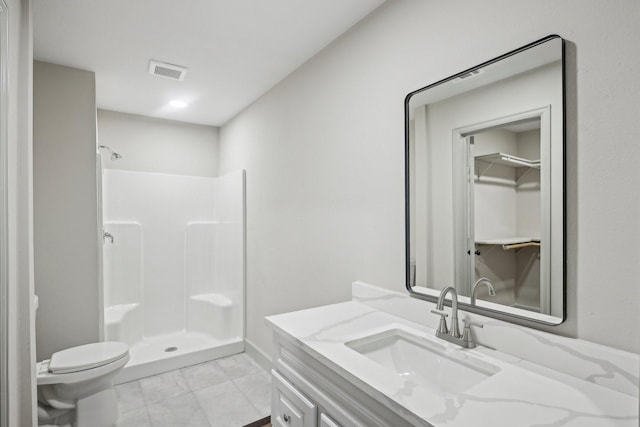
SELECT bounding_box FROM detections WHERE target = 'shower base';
[114,331,243,383]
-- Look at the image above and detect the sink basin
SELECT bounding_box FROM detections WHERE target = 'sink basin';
[345,328,500,395]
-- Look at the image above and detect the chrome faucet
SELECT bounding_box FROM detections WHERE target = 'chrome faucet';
[431,286,482,348]
[471,277,496,306]
[434,287,460,337]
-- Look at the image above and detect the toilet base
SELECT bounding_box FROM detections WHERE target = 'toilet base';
[75,388,118,427]
[37,402,72,426]
[38,388,118,427]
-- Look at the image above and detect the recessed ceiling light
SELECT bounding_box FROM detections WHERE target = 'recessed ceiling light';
[169,100,188,108]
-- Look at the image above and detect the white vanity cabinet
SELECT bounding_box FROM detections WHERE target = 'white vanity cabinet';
[270,331,424,427]
[267,298,639,427]
[271,370,317,427]
[271,371,340,427]
[318,413,341,427]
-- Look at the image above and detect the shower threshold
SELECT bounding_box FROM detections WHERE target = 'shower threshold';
[115,331,243,383]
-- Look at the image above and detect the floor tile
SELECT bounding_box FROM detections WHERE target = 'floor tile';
[116,407,152,427]
[232,370,271,416]
[115,380,146,414]
[180,360,229,392]
[139,369,190,405]
[216,353,263,380]
[194,381,260,427]
[117,353,272,427]
[147,392,211,427]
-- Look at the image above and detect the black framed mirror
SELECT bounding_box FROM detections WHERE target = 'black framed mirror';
[405,35,565,325]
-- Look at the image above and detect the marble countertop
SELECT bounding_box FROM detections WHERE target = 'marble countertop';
[266,301,638,427]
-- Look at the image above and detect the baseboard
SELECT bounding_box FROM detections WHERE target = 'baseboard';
[244,338,272,372]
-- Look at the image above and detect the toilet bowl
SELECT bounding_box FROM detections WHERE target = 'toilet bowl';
[37,341,130,427]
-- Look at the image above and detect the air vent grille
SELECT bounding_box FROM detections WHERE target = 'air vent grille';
[457,69,483,80]
[148,60,188,81]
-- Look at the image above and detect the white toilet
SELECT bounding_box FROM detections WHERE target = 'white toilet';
[36,341,130,427]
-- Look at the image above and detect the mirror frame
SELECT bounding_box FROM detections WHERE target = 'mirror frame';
[404,35,566,326]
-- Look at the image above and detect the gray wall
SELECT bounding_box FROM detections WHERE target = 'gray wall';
[220,0,640,355]
[97,110,220,177]
[33,61,99,360]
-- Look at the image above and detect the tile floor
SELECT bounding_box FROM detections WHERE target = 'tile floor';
[115,352,271,427]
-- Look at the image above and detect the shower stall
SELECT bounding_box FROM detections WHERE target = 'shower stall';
[98,160,245,382]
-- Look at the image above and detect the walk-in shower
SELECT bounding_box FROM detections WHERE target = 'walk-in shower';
[98,157,245,382]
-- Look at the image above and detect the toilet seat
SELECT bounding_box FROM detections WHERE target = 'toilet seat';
[49,342,128,374]
[37,342,129,386]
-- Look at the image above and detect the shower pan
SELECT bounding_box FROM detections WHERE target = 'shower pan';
[99,166,245,382]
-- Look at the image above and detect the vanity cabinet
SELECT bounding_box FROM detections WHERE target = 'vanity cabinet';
[271,370,317,427]
[271,371,342,427]
[267,298,639,427]
[270,331,423,427]
[319,413,341,427]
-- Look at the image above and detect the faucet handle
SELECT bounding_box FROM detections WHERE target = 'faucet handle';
[430,309,449,317]
[461,319,482,348]
[431,309,449,335]
[462,318,483,328]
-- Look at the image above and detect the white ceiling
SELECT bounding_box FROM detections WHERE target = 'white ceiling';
[33,0,385,127]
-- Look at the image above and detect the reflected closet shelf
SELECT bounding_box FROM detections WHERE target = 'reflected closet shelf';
[476,237,540,251]
[475,152,540,168]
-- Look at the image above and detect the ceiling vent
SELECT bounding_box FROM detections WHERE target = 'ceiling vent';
[456,69,483,81]
[148,60,188,81]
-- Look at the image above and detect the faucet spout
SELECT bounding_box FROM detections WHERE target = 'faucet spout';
[471,278,496,306]
[436,287,460,338]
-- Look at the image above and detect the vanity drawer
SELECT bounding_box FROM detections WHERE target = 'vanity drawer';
[272,369,317,427]
[319,413,341,427]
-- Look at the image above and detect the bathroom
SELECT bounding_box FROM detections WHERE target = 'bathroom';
[2,0,639,426]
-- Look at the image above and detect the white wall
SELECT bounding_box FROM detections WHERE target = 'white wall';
[5,0,36,424]
[97,109,220,177]
[219,0,640,355]
[33,61,99,361]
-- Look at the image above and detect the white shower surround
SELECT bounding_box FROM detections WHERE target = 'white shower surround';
[101,169,245,382]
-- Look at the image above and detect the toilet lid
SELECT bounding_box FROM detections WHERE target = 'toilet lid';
[48,342,129,374]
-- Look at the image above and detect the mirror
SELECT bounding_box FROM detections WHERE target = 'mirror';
[405,35,565,324]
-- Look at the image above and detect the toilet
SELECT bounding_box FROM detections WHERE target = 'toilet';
[36,341,130,427]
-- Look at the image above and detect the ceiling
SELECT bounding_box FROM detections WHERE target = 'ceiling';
[33,0,385,127]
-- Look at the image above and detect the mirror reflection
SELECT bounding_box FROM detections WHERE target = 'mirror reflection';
[406,36,565,324]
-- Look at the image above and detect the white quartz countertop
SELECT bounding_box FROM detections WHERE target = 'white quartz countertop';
[266,301,638,427]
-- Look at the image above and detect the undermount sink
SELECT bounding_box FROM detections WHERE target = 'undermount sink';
[345,328,500,395]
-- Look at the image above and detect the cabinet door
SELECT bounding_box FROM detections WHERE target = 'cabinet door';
[272,370,317,427]
[319,413,341,427]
